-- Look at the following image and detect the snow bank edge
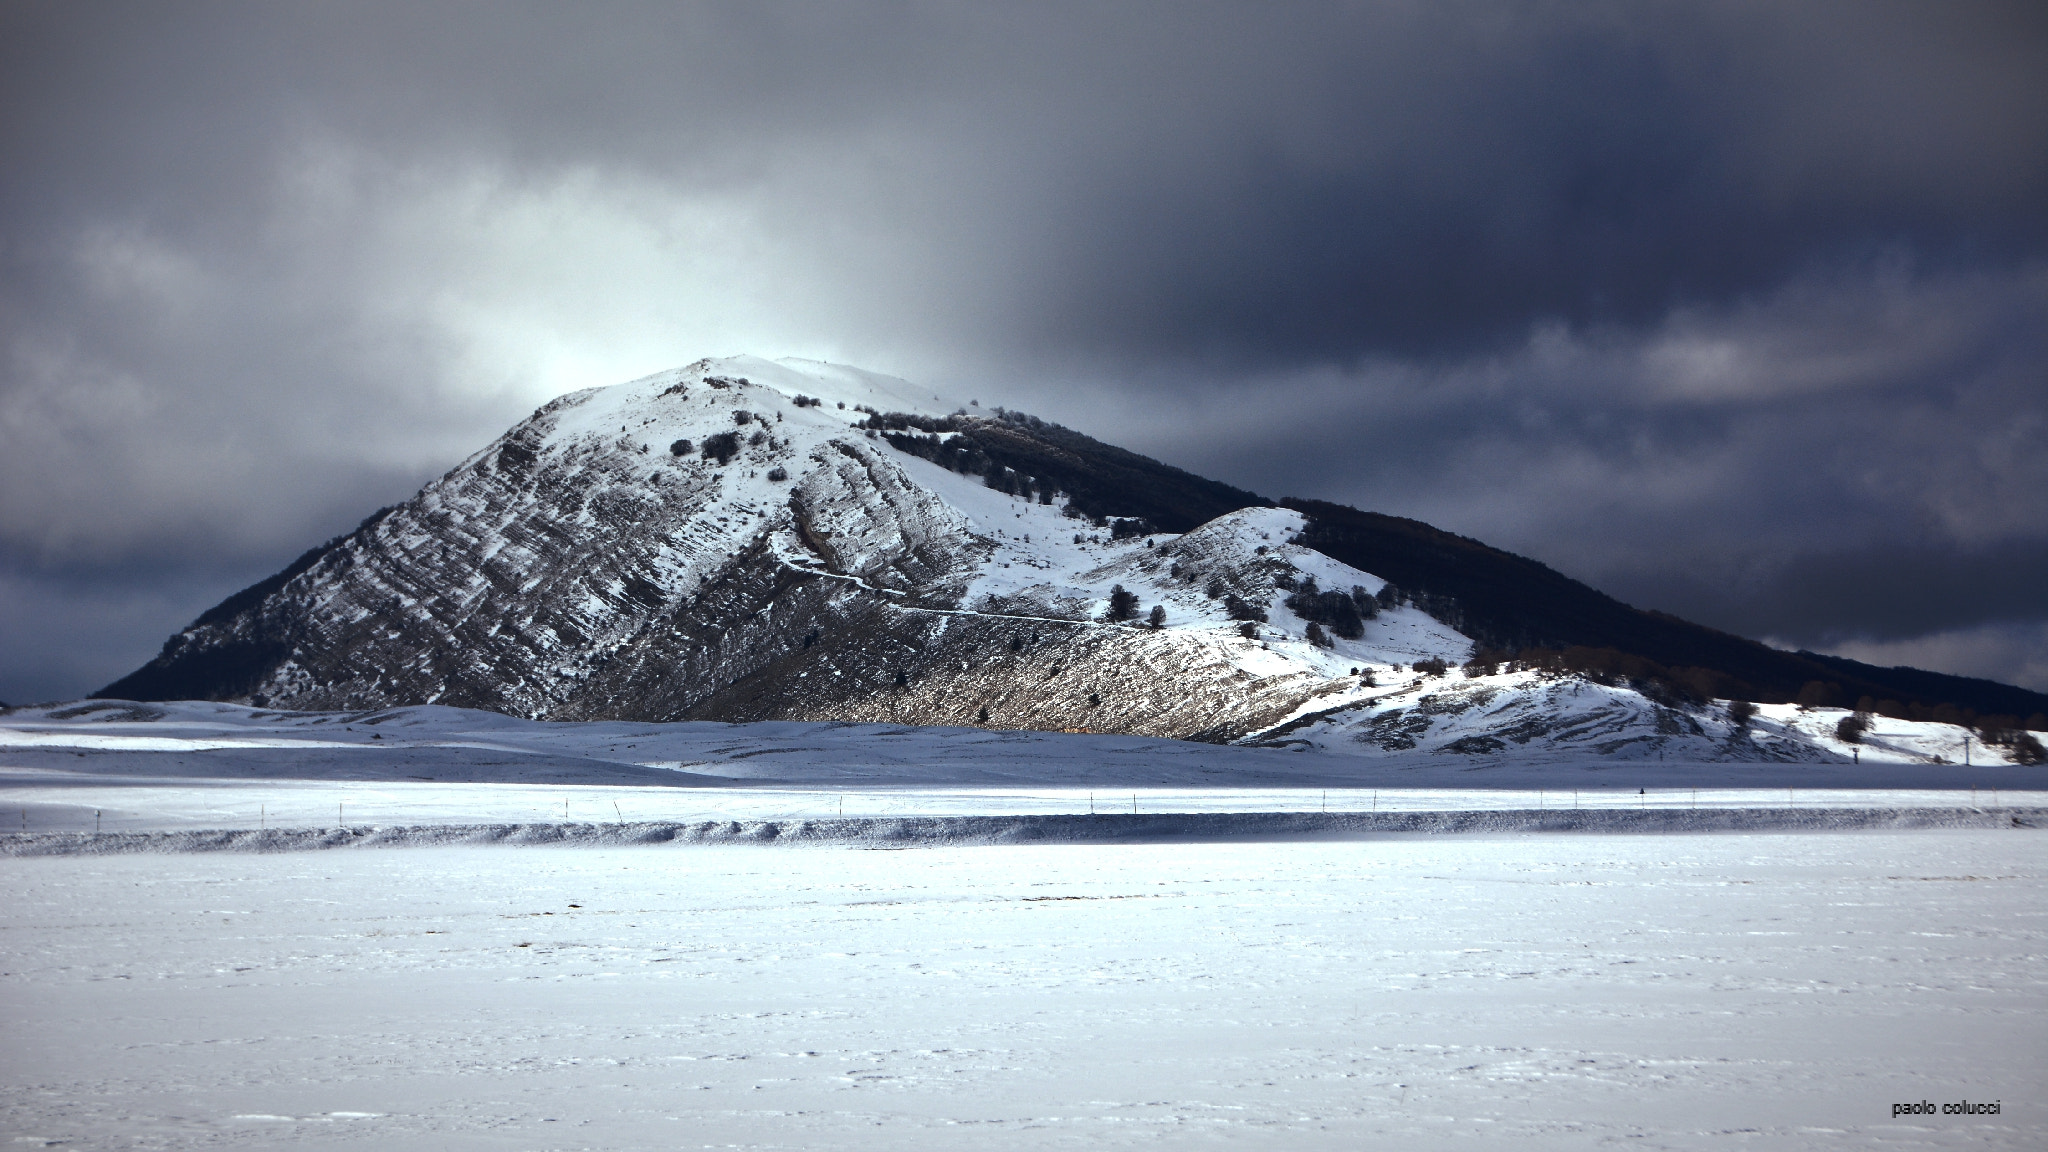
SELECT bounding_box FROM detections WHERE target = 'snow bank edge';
[2,808,2042,855]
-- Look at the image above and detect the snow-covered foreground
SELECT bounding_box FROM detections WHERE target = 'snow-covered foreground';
[5,833,2041,1150]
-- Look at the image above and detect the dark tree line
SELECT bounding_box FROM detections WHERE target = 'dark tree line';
[873,425,1056,503]
[1465,645,1748,708]
[1285,497,2048,725]
[863,408,1267,531]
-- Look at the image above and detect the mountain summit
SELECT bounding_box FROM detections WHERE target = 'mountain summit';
[100,356,2047,764]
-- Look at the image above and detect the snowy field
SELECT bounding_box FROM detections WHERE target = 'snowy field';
[4,832,2042,1150]
[6,699,2044,836]
[5,701,2043,1148]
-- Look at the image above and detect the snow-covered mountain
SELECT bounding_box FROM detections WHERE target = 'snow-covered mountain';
[97,356,2046,766]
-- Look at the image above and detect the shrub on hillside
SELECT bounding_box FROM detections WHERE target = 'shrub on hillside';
[1350,585,1379,620]
[1104,585,1140,623]
[700,431,741,465]
[1981,723,2047,765]
[1223,594,1268,623]
[1283,581,1366,640]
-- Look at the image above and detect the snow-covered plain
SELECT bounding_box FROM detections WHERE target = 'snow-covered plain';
[5,834,2042,1150]
[5,700,2042,1148]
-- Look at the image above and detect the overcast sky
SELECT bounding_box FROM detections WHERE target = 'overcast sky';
[3,1,2045,703]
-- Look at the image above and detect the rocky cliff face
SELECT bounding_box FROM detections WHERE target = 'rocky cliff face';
[99,355,2047,763]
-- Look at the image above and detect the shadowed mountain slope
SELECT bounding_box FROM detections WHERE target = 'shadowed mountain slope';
[1285,498,2048,721]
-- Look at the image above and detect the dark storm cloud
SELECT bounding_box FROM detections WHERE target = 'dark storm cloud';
[1658,537,2048,646]
[1025,4,2048,364]
[2,1,2045,699]
[14,3,2043,362]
